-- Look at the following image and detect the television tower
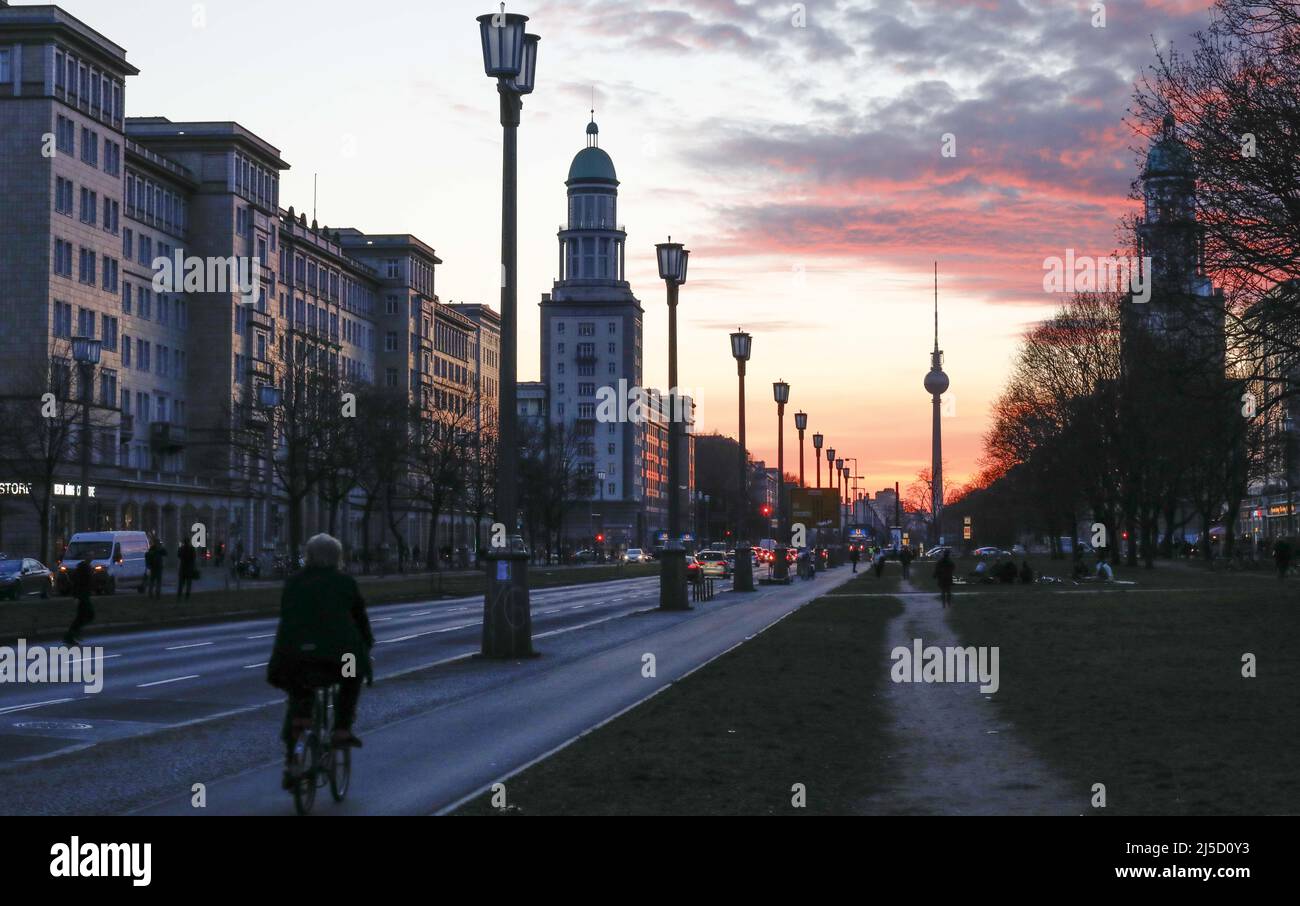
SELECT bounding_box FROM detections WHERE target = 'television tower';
[922,263,949,545]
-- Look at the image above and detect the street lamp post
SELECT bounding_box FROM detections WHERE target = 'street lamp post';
[836,458,846,540]
[773,380,791,582]
[71,337,102,534]
[656,238,690,611]
[731,330,755,592]
[794,411,808,488]
[841,465,850,531]
[257,383,282,552]
[476,7,540,657]
[812,432,823,489]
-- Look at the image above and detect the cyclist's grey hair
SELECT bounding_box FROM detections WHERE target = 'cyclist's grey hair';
[305,533,342,569]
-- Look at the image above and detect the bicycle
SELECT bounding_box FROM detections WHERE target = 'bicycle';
[288,684,351,816]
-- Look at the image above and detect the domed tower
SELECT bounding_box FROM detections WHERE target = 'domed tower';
[1130,112,1224,361]
[924,265,949,545]
[541,116,645,545]
[556,116,629,289]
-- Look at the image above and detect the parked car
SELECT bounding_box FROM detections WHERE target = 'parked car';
[56,531,149,595]
[972,546,1010,558]
[685,555,701,581]
[695,549,730,579]
[624,548,646,563]
[0,557,54,600]
[925,546,954,559]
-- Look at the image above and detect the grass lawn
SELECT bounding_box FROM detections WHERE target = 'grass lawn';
[0,562,659,643]
[945,561,1300,815]
[456,571,904,816]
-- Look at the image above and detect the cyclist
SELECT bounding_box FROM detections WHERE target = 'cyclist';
[267,534,374,790]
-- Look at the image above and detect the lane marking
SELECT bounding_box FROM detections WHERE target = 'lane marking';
[165,642,213,651]
[137,675,200,688]
[242,662,268,670]
[247,634,275,640]
[0,698,74,716]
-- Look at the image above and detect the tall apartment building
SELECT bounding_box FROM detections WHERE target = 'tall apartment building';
[537,118,699,549]
[0,3,497,560]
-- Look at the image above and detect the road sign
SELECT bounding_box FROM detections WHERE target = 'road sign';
[790,488,840,527]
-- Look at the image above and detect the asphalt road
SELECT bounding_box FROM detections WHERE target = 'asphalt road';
[0,576,665,765]
[125,568,854,816]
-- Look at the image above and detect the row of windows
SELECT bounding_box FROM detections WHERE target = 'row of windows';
[121,335,185,378]
[235,152,278,210]
[122,282,187,328]
[125,170,187,235]
[557,321,619,336]
[54,48,124,127]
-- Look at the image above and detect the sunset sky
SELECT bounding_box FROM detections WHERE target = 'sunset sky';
[53,0,1219,494]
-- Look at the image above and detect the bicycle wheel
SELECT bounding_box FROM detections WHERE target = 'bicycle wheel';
[291,729,318,816]
[292,693,325,816]
[330,743,351,802]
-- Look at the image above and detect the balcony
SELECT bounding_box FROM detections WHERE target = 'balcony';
[248,308,274,332]
[119,413,134,443]
[248,358,275,382]
[149,422,187,452]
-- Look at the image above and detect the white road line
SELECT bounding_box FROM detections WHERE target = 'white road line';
[165,642,213,651]
[411,611,431,616]
[372,617,394,622]
[242,662,268,670]
[67,653,120,665]
[137,675,200,688]
[247,633,275,640]
[0,698,74,716]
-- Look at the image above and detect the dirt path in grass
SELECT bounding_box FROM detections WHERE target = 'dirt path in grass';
[855,576,1083,815]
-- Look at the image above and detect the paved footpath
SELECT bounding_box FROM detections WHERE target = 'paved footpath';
[855,576,1083,815]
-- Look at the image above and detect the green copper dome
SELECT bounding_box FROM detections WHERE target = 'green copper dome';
[568,146,617,184]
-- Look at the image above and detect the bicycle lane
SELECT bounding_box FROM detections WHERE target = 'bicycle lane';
[132,570,859,815]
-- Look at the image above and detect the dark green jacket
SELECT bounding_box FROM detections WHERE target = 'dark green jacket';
[267,567,374,689]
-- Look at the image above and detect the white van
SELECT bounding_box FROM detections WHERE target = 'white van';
[57,531,150,595]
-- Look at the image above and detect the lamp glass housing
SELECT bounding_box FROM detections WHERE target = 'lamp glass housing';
[794,411,808,432]
[476,12,528,78]
[508,33,540,93]
[730,331,752,362]
[812,432,823,450]
[773,381,790,405]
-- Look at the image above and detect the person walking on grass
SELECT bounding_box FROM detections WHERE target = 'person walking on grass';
[849,545,860,574]
[900,546,914,579]
[1274,538,1292,580]
[62,557,96,647]
[934,550,955,608]
[146,539,166,599]
[177,538,198,601]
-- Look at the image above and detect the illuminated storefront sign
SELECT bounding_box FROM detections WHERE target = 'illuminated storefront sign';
[0,482,96,498]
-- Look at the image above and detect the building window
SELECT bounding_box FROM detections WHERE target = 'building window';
[79,187,97,223]
[0,49,11,84]
[56,116,75,155]
[53,301,73,338]
[579,322,595,336]
[122,282,132,314]
[55,178,73,215]
[53,239,73,277]
[80,128,98,167]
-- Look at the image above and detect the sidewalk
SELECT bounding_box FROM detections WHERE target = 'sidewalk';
[855,576,1082,816]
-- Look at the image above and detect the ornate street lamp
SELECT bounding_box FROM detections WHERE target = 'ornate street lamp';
[72,337,102,534]
[730,330,755,592]
[812,432,824,489]
[476,5,541,657]
[657,238,690,610]
[794,411,808,489]
[773,380,791,581]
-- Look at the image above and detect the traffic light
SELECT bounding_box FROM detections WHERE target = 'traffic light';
[760,504,773,518]
[596,533,605,544]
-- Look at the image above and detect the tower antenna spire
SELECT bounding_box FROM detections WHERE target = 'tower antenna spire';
[933,261,939,352]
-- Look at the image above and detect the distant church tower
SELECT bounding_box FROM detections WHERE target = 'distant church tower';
[540,116,646,545]
[1130,113,1224,363]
